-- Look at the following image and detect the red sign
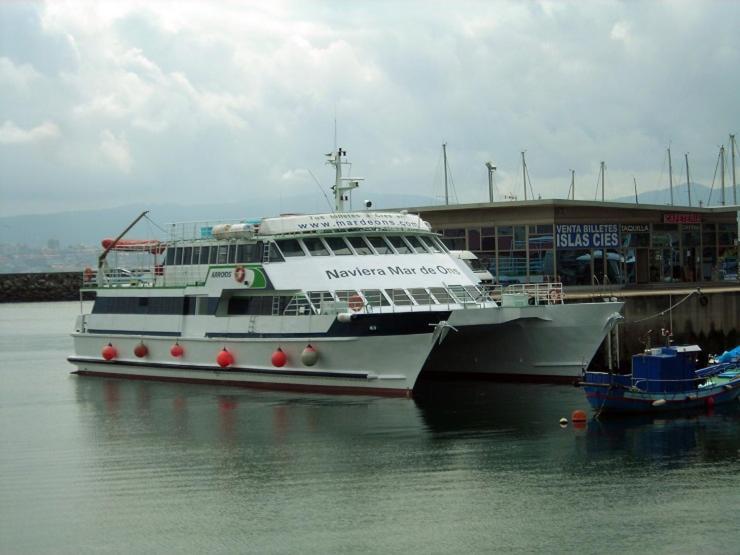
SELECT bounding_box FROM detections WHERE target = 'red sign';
[663,213,701,224]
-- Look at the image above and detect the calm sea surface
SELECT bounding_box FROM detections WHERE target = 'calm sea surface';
[1,301,739,554]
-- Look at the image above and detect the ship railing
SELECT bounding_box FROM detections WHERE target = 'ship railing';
[166,219,245,242]
[497,282,564,304]
[81,267,157,289]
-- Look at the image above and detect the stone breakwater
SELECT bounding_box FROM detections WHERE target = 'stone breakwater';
[0,272,84,302]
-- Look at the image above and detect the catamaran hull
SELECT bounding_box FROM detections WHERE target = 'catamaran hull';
[424,302,623,381]
[69,331,437,397]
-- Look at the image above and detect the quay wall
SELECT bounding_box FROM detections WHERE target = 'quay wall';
[1,272,737,365]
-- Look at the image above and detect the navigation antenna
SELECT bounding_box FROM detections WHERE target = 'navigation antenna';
[326,148,364,212]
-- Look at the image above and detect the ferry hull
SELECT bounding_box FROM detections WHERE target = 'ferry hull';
[424,302,623,381]
[69,331,437,397]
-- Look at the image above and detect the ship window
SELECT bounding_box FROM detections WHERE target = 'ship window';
[418,236,441,253]
[361,289,390,307]
[276,239,305,257]
[174,247,184,265]
[191,247,201,265]
[387,236,412,254]
[197,246,208,265]
[268,242,284,262]
[165,248,175,265]
[367,236,392,254]
[303,238,329,256]
[385,289,413,305]
[236,243,259,263]
[464,285,485,302]
[429,287,454,304]
[307,291,335,312]
[335,290,360,303]
[348,236,373,255]
[209,245,218,264]
[182,246,193,266]
[228,244,237,263]
[408,288,433,304]
[325,237,352,256]
[405,236,428,253]
[216,245,229,264]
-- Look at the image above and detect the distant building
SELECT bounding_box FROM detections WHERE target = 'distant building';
[409,199,739,286]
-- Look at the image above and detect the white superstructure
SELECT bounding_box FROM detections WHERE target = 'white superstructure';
[69,149,623,395]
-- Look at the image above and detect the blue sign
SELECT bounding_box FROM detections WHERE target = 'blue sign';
[556,224,619,249]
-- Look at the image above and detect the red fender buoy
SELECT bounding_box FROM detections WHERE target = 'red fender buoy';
[170,343,184,358]
[134,343,148,358]
[102,343,117,361]
[571,409,587,423]
[271,347,287,368]
[217,348,234,368]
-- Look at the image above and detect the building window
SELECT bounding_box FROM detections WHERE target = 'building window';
[441,228,466,250]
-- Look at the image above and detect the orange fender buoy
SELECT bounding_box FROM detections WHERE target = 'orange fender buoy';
[271,348,287,368]
[217,348,234,368]
[102,343,117,361]
[170,343,184,358]
[571,409,588,423]
[134,343,148,358]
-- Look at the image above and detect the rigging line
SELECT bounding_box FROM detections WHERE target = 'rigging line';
[448,161,459,204]
[707,149,721,206]
[307,169,334,210]
[525,162,535,199]
[625,290,699,324]
[593,170,601,201]
[143,214,168,235]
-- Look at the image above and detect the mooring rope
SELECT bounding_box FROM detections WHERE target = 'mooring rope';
[626,288,700,324]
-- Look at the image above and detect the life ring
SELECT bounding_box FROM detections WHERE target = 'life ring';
[348,294,364,312]
[233,266,246,283]
[549,289,562,303]
[83,267,94,282]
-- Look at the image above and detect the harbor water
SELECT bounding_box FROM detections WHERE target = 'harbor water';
[1,302,740,554]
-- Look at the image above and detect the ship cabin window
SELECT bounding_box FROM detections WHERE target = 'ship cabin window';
[408,288,433,305]
[335,290,361,304]
[418,236,441,253]
[464,285,485,302]
[448,285,476,303]
[302,237,330,256]
[324,236,353,256]
[215,245,230,264]
[276,239,305,257]
[174,247,184,265]
[405,235,429,253]
[265,242,284,262]
[429,287,454,304]
[165,248,175,265]
[209,245,219,264]
[182,246,193,265]
[348,236,373,255]
[385,289,413,305]
[387,236,412,254]
[367,235,393,254]
[361,289,390,307]
[228,244,237,263]
[236,243,259,263]
[191,247,201,265]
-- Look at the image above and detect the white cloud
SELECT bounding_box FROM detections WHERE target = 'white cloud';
[0,121,60,144]
[99,130,132,172]
[0,57,42,91]
[610,20,631,43]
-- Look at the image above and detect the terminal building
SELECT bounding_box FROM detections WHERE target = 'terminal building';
[409,200,739,287]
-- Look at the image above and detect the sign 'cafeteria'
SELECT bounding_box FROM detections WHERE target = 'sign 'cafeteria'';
[663,213,701,224]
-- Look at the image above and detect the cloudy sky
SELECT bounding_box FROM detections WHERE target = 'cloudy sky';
[0,0,738,218]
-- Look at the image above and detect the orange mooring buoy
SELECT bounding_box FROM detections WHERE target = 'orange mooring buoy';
[216,348,234,368]
[571,409,588,423]
[102,343,117,361]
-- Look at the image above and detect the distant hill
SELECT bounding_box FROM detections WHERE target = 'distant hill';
[611,182,733,206]
[0,193,437,248]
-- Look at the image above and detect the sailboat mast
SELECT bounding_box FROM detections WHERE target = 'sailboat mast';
[443,143,449,205]
[521,151,528,201]
[600,161,605,202]
[721,145,726,206]
[685,153,692,207]
[570,169,575,200]
[731,134,737,205]
[633,177,639,204]
[668,146,674,206]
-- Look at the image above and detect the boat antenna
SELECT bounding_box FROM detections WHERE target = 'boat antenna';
[327,148,363,212]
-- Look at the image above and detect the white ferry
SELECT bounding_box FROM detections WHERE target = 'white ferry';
[68,149,623,395]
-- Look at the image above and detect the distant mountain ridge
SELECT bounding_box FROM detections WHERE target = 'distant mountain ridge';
[0,193,438,247]
[611,182,731,206]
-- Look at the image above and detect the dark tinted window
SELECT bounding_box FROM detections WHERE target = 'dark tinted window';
[348,236,373,255]
[325,237,352,255]
[276,239,305,257]
[367,236,392,254]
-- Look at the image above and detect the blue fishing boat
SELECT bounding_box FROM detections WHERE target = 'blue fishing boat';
[581,345,740,415]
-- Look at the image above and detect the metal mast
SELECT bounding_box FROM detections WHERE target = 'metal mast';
[485,161,496,203]
[685,153,692,207]
[668,146,674,206]
[633,177,639,204]
[731,134,737,205]
[521,152,528,201]
[721,145,726,206]
[327,147,361,212]
[443,143,449,205]
[570,169,575,200]
[600,161,605,202]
